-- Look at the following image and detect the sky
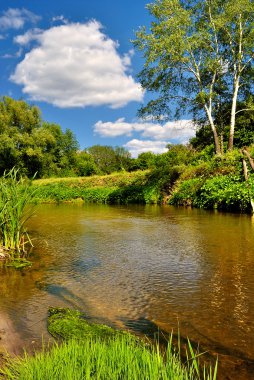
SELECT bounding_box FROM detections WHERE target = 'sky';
[0,0,195,157]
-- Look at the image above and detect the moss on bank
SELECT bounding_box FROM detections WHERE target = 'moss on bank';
[47,307,122,340]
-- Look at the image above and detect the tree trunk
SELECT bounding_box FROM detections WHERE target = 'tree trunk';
[242,148,254,172]
[242,154,254,213]
[228,78,240,151]
[213,128,221,155]
[205,105,221,154]
[242,158,248,181]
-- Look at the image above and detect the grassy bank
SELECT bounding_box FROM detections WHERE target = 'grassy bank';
[167,150,254,212]
[1,308,217,380]
[32,170,164,205]
[31,147,254,212]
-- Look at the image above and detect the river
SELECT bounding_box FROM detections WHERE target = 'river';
[0,204,254,379]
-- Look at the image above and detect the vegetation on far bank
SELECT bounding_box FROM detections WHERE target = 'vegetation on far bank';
[31,144,254,213]
[1,308,217,380]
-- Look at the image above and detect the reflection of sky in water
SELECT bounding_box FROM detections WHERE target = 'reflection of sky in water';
[1,204,254,377]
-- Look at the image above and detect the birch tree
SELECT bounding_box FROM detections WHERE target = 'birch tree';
[134,0,254,154]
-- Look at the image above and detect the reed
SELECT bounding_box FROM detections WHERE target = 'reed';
[0,168,36,258]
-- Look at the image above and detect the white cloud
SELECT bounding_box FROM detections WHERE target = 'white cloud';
[52,15,69,25]
[124,139,169,157]
[94,118,195,143]
[2,48,23,59]
[14,28,42,45]
[0,8,40,30]
[10,21,143,108]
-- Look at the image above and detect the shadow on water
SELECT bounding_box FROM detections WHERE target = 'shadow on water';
[35,283,87,311]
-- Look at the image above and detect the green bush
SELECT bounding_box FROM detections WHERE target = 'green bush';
[197,175,251,211]
[169,178,205,206]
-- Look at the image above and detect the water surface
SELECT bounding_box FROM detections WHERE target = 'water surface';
[1,204,254,379]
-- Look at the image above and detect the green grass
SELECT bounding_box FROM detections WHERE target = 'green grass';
[1,307,217,380]
[32,171,151,204]
[1,335,217,380]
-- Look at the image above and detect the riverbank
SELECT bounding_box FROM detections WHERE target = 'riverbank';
[31,150,254,213]
[1,308,217,379]
[32,170,160,204]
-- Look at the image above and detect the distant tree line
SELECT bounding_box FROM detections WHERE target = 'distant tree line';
[0,97,154,178]
[2,96,254,179]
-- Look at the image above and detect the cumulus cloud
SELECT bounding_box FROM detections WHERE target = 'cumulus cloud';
[94,118,195,143]
[124,139,169,157]
[0,8,40,30]
[10,21,143,108]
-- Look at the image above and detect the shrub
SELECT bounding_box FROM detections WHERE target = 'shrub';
[197,175,251,211]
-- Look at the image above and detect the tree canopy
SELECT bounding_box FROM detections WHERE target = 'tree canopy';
[134,0,254,154]
[0,97,79,178]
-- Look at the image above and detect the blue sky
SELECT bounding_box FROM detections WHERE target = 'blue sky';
[0,1,195,156]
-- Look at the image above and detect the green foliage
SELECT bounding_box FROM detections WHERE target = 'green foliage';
[134,0,254,152]
[75,151,98,177]
[86,145,132,174]
[132,151,157,170]
[0,97,79,178]
[191,98,254,150]
[169,178,205,207]
[170,174,252,212]
[0,168,36,258]
[197,175,251,211]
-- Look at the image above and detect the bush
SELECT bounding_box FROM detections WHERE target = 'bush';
[197,175,251,211]
[169,178,205,206]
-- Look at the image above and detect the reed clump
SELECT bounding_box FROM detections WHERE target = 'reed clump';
[0,168,36,261]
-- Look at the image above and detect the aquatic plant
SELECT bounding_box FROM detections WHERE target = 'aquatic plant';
[0,168,36,259]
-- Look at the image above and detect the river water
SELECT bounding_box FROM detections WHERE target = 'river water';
[1,204,254,379]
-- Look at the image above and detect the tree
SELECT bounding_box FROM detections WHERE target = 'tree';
[191,97,254,149]
[0,97,79,177]
[86,145,132,174]
[134,0,254,154]
[75,151,98,176]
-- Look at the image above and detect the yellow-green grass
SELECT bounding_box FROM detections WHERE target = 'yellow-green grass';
[31,171,155,204]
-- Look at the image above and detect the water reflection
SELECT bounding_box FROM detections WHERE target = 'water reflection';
[0,204,254,378]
